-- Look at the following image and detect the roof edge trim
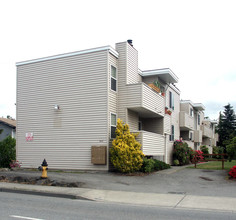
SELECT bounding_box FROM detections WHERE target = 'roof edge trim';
[16,46,119,66]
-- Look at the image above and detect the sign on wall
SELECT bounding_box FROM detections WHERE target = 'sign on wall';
[25,132,34,141]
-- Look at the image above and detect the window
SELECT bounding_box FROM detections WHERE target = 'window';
[198,114,200,125]
[110,113,117,139]
[190,108,193,117]
[190,132,193,141]
[169,91,174,110]
[138,121,142,130]
[170,125,174,141]
[111,66,117,91]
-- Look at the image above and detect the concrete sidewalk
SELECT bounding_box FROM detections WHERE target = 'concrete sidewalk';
[1,182,236,212]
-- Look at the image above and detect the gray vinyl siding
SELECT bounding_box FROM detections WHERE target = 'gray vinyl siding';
[116,42,128,123]
[127,45,139,84]
[127,109,139,131]
[17,50,109,170]
[164,115,171,135]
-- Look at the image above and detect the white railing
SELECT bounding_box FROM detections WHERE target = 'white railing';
[135,130,164,156]
[179,111,194,130]
[125,83,164,117]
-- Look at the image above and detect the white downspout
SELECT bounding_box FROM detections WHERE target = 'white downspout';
[164,133,168,163]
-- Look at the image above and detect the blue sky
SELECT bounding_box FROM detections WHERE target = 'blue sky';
[0,0,236,120]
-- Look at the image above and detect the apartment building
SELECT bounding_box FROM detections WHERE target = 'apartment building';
[16,40,217,170]
[180,100,218,153]
[16,40,182,170]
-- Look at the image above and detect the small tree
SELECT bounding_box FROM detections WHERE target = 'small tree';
[226,137,236,162]
[0,136,16,168]
[110,118,144,173]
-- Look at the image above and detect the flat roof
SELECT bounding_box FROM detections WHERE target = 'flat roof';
[140,68,179,84]
[16,46,119,66]
[181,100,205,111]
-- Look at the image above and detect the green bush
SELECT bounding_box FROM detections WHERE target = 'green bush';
[0,136,16,168]
[200,145,209,155]
[173,159,179,166]
[141,158,155,173]
[141,158,170,173]
[153,159,170,170]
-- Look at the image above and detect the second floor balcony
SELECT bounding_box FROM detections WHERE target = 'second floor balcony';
[201,125,212,138]
[135,130,165,156]
[179,111,194,130]
[124,83,164,118]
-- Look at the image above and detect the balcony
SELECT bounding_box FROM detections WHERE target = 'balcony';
[135,130,165,156]
[194,130,202,143]
[201,125,212,138]
[124,83,164,118]
[179,111,194,130]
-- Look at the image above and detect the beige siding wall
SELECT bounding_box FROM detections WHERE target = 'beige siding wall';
[164,115,171,135]
[127,109,139,131]
[165,85,180,164]
[116,42,128,123]
[127,45,139,84]
[17,50,109,170]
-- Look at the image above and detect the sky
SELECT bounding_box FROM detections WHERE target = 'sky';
[1,0,236,120]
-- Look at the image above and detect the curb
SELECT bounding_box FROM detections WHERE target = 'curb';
[0,187,92,201]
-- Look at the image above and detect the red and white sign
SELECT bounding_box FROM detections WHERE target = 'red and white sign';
[26,132,34,141]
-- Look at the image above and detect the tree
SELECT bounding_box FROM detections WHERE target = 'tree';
[0,136,16,168]
[216,104,236,149]
[226,137,236,162]
[110,119,144,173]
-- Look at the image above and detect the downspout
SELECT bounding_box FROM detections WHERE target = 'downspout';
[164,133,168,163]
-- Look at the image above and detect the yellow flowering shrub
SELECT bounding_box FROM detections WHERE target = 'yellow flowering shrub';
[110,118,144,173]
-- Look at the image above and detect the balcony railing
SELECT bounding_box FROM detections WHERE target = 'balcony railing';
[179,111,194,130]
[201,125,212,138]
[135,130,164,156]
[124,83,164,117]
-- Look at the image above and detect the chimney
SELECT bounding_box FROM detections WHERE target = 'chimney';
[127,39,133,46]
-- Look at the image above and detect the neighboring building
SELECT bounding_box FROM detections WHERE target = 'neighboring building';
[16,40,217,170]
[0,117,16,141]
[180,100,218,152]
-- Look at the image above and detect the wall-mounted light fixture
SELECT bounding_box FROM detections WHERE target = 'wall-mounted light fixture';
[54,105,60,110]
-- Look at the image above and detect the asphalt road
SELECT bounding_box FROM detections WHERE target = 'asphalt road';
[1,192,236,220]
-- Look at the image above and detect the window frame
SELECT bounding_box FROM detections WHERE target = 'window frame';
[169,91,174,110]
[110,112,117,139]
[110,65,117,92]
[170,125,174,141]
[198,114,200,125]
[190,108,193,117]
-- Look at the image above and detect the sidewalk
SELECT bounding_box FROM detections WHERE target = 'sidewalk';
[1,166,236,212]
[1,182,236,212]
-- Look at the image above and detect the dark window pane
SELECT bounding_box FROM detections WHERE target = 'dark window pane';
[111,126,116,139]
[111,78,116,91]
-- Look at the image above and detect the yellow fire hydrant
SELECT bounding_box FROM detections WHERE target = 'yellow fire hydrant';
[38,159,48,179]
